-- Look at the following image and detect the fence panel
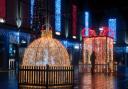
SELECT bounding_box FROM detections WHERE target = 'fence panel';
[18,65,74,89]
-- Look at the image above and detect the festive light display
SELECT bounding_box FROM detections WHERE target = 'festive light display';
[108,19,116,42]
[82,26,114,72]
[81,27,111,38]
[83,37,113,72]
[99,27,109,36]
[32,0,43,31]
[21,29,70,85]
[72,5,77,36]
[30,0,35,24]
[85,12,89,36]
[81,28,96,38]
[55,0,61,33]
[22,30,70,66]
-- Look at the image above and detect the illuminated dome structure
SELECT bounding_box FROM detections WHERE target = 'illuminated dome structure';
[22,30,70,66]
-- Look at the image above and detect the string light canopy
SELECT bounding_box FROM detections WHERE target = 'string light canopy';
[22,26,70,66]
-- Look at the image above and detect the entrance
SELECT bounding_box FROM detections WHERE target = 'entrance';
[9,44,19,69]
[9,59,15,69]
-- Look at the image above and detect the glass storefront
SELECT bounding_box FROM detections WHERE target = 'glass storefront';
[0,27,33,69]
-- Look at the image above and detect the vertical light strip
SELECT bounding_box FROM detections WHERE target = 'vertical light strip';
[65,21,69,38]
[72,5,77,36]
[55,0,61,34]
[85,12,89,36]
[0,0,6,19]
[80,34,82,41]
[108,19,116,42]
[30,0,35,24]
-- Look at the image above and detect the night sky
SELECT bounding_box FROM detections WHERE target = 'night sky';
[72,0,128,31]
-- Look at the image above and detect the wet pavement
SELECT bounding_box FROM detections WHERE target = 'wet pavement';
[0,70,18,89]
[78,73,128,89]
[0,70,128,89]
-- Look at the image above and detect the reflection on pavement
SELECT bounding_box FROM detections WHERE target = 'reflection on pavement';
[0,71,128,89]
[79,73,125,89]
[0,70,17,89]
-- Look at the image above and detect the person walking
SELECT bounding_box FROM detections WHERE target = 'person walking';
[90,51,96,74]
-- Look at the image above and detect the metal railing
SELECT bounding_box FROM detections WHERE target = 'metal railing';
[18,65,74,89]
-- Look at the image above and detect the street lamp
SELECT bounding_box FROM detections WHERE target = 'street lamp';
[16,18,22,28]
[16,18,22,71]
[16,18,22,44]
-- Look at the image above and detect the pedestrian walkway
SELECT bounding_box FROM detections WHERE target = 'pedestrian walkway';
[0,70,128,89]
[0,70,18,89]
[78,73,128,89]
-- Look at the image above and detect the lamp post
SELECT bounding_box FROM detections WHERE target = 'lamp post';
[16,18,22,71]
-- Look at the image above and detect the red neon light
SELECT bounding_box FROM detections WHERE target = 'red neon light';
[0,0,6,18]
[81,28,96,38]
[99,27,109,36]
[81,26,111,38]
[72,5,77,36]
[89,29,97,37]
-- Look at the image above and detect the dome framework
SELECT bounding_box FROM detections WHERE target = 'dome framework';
[22,30,70,66]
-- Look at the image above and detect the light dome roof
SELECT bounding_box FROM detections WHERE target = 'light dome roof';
[22,30,70,66]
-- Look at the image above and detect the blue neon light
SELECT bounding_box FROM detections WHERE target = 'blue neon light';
[108,19,116,41]
[55,0,61,32]
[65,22,68,38]
[85,12,89,36]
[30,0,35,24]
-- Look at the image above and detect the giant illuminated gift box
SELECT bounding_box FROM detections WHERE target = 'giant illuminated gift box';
[83,36,113,64]
[82,27,113,65]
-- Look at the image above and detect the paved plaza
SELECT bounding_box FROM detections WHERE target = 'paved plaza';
[0,70,128,89]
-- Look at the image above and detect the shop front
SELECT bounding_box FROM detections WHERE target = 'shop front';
[0,28,33,69]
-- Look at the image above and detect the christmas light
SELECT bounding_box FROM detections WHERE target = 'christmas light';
[30,0,35,24]
[108,19,116,42]
[22,30,70,66]
[55,0,61,33]
[85,12,89,36]
[83,36,113,72]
